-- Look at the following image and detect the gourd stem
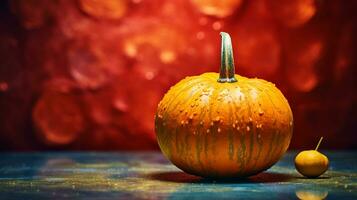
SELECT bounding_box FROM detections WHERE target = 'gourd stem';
[315,137,323,151]
[218,32,237,83]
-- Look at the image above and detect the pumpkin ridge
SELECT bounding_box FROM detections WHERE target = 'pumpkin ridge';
[194,84,213,174]
[163,78,203,121]
[198,86,214,175]
[205,83,220,173]
[261,83,292,163]
[229,85,247,172]
[246,84,264,170]
[226,87,235,162]
[249,83,267,168]
[157,78,204,162]
[260,86,279,164]
[245,85,255,171]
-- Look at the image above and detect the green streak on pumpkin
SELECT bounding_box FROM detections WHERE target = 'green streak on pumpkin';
[195,96,209,172]
[237,129,246,173]
[204,129,209,161]
[218,32,237,83]
[227,90,235,161]
[183,127,190,164]
[230,88,245,172]
[265,131,277,163]
[155,116,172,160]
[196,88,208,171]
[245,86,255,168]
[160,78,203,160]
[195,126,203,171]
[252,123,263,169]
[228,129,234,161]
[175,126,182,157]
[203,86,219,173]
[165,78,202,119]
[247,123,254,167]
[272,131,282,162]
[262,85,280,164]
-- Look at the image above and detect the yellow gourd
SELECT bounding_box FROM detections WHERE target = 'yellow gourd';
[295,137,329,178]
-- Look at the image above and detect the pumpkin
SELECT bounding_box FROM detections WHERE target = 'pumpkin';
[295,137,329,178]
[155,32,293,178]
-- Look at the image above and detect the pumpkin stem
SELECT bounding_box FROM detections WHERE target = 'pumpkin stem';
[315,137,323,151]
[218,32,237,83]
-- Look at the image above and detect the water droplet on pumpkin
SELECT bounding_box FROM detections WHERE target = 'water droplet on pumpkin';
[214,116,220,122]
[258,109,264,116]
[258,134,261,139]
[249,117,253,122]
[290,121,293,126]
[163,122,166,126]
[217,128,221,133]
[256,124,262,129]
[237,127,240,131]
[232,124,236,128]
[246,126,250,131]
[200,121,204,125]
[181,120,185,125]
[157,114,163,119]
[210,122,214,127]
[206,129,210,133]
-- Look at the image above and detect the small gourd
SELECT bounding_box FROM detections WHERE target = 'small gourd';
[155,32,293,178]
[295,137,329,178]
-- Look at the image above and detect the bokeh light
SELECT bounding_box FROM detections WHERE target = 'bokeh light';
[0,0,355,150]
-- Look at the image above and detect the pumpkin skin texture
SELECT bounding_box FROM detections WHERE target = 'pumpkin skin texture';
[155,33,293,178]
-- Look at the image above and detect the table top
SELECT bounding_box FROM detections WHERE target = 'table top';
[0,151,356,200]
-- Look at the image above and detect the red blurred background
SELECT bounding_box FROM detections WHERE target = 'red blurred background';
[0,0,355,151]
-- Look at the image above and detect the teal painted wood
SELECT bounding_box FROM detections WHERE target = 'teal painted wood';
[0,151,356,199]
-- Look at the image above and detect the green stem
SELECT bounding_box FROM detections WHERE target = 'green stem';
[315,137,323,151]
[218,32,237,83]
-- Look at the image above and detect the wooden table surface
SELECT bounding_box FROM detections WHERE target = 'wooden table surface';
[0,151,356,199]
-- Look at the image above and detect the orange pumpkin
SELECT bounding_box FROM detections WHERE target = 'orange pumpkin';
[155,32,293,178]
